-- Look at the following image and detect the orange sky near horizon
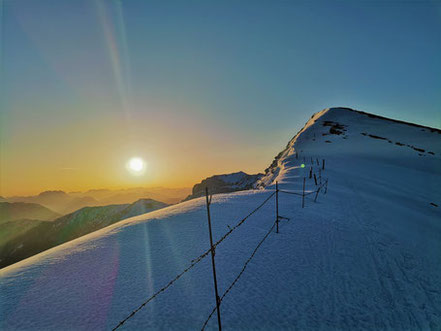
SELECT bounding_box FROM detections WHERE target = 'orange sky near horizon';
[0,102,285,197]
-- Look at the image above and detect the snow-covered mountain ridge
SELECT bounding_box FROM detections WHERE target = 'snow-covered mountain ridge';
[258,107,440,188]
[1,108,440,330]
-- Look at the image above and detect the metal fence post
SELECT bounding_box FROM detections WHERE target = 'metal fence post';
[314,186,321,202]
[205,187,222,331]
[302,177,305,208]
[275,181,279,234]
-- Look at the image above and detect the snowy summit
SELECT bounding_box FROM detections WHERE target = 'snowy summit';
[1,107,440,330]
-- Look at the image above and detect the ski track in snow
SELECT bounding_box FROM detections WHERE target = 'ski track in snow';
[1,108,440,330]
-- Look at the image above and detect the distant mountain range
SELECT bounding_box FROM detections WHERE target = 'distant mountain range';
[0,198,168,268]
[70,187,191,205]
[5,190,99,215]
[4,187,191,214]
[0,201,60,223]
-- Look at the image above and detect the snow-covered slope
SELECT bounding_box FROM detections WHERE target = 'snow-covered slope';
[1,108,440,330]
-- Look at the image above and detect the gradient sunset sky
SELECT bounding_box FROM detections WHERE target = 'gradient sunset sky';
[1,0,440,196]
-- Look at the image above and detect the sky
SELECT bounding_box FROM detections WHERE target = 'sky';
[1,0,440,196]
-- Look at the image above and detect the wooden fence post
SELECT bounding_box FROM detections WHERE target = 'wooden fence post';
[205,188,222,331]
[322,159,325,170]
[309,167,312,179]
[313,174,317,186]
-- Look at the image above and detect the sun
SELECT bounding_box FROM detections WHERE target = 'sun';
[126,157,146,175]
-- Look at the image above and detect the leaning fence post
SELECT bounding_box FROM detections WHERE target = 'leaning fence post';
[316,158,319,166]
[314,186,321,202]
[313,174,317,186]
[275,181,279,234]
[205,188,222,331]
[319,168,322,185]
[322,159,325,170]
[309,167,312,179]
[302,177,305,208]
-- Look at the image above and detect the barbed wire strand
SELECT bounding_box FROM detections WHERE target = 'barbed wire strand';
[112,247,211,330]
[207,192,276,252]
[113,191,276,330]
[279,190,303,196]
[201,222,276,330]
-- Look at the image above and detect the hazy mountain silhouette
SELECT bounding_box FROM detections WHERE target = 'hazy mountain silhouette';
[70,187,191,205]
[0,202,60,223]
[4,187,190,215]
[6,191,99,214]
[0,198,168,268]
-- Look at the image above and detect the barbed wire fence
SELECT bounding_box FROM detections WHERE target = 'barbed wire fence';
[112,155,328,331]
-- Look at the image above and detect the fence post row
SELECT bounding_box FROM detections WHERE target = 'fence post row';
[113,156,329,330]
[205,188,222,331]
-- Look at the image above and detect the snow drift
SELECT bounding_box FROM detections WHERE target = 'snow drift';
[1,107,440,330]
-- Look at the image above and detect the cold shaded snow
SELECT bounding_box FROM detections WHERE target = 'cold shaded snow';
[1,108,440,330]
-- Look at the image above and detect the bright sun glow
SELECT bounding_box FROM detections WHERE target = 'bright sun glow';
[126,157,146,175]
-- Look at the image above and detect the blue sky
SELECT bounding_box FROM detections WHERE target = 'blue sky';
[1,0,440,194]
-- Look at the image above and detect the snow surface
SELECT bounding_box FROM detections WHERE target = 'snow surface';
[1,108,440,330]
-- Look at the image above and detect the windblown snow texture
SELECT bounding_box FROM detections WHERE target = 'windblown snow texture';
[1,108,440,330]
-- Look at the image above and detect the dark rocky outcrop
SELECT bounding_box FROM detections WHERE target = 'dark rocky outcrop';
[184,171,263,201]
